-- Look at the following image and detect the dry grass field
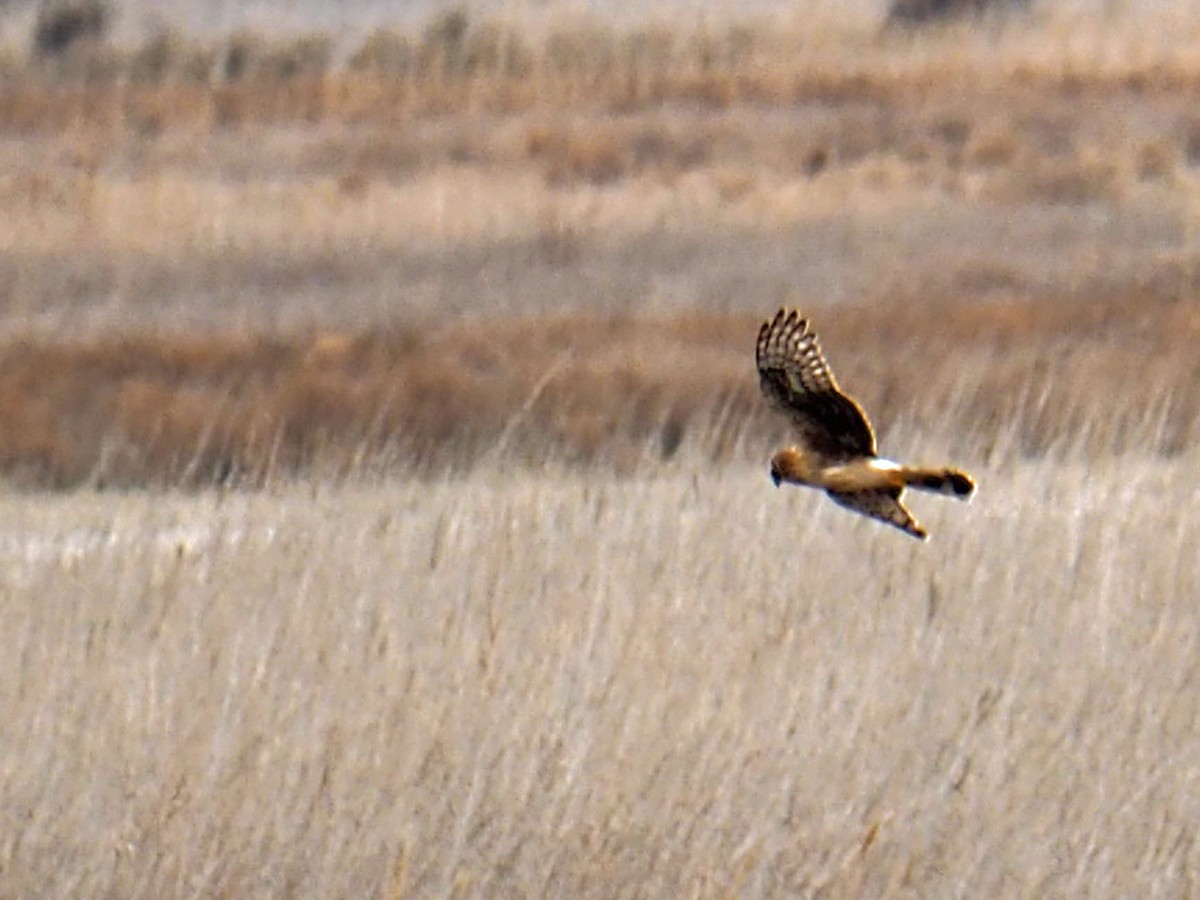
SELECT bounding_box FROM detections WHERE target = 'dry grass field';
[2,2,1200,896]
[3,455,1200,896]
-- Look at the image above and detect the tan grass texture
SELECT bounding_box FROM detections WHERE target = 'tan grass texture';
[3,7,1200,893]
[9,3,1200,128]
[0,292,1198,488]
[2,456,1197,895]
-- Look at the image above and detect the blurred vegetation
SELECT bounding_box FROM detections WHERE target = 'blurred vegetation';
[886,0,1033,27]
[32,0,110,58]
[0,291,1196,489]
[1,3,1199,488]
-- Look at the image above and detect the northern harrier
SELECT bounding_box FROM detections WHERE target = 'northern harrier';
[756,308,974,539]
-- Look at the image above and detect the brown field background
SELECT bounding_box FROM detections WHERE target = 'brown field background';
[2,4,1200,486]
[3,4,1200,896]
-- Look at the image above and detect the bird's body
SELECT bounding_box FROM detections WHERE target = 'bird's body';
[756,308,974,539]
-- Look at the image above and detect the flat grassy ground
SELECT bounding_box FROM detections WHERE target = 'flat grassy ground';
[2,4,1200,896]
[2,456,1199,895]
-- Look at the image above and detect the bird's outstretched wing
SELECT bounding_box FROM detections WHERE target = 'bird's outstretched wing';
[756,308,876,459]
[826,489,927,540]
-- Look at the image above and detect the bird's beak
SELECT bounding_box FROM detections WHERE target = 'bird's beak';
[770,469,781,488]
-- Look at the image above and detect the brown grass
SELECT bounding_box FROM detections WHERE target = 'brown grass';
[2,8,1200,488]
[6,60,1200,135]
[5,4,1200,132]
[0,289,1197,489]
[2,76,1196,254]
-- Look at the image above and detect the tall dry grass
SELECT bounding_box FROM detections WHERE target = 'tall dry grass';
[1,454,1198,895]
[7,3,1200,129]
[1,9,1198,893]
[0,289,1197,488]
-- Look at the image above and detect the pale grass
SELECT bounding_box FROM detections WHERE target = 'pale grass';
[0,152,961,260]
[2,127,1197,335]
[9,15,1200,337]
[2,452,1198,896]
[761,2,1200,83]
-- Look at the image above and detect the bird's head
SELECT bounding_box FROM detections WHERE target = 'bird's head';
[770,447,811,487]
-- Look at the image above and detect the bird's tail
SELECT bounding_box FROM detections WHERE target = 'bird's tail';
[900,467,975,499]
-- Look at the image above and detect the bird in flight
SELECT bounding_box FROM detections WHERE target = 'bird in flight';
[756,308,974,539]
